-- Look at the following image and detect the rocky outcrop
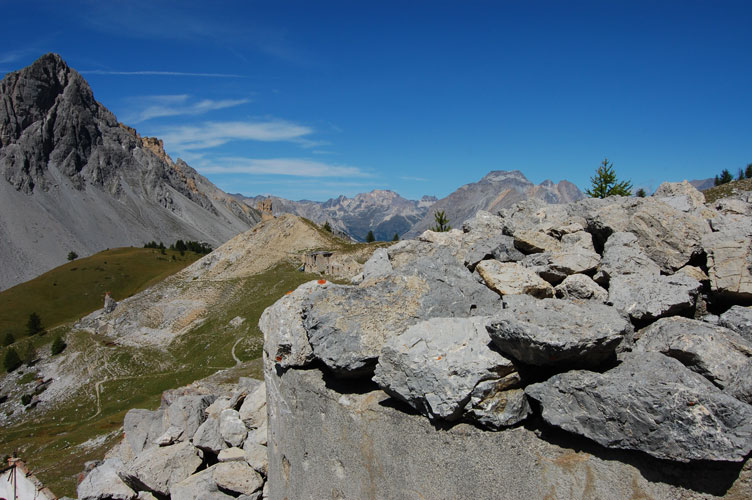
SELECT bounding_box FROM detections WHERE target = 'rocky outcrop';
[0,54,261,290]
[526,352,752,463]
[261,180,752,499]
[79,378,269,500]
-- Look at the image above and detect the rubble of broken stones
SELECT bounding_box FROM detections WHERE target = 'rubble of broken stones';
[77,377,269,500]
[262,180,752,466]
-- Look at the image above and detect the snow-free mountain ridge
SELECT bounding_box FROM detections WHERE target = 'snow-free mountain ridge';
[0,54,261,290]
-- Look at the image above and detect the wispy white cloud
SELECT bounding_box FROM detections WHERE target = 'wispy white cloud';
[124,94,251,123]
[200,158,371,178]
[81,70,244,78]
[400,175,429,182]
[159,120,313,150]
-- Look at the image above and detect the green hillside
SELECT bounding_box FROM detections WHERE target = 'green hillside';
[0,247,201,338]
[0,263,323,496]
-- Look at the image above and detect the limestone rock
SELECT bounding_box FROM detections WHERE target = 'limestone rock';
[245,419,268,447]
[526,352,752,462]
[554,274,608,302]
[654,180,706,211]
[464,377,530,429]
[304,247,500,376]
[463,234,524,270]
[205,396,233,418]
[154,425,183,446]
[593,231,660,285]
[674,265,709,282]
[726,363,752,404]
[513,229,561,254]
[476,260,554,298]
[587,198,709,273]
[77,458,136,500]
[213,461,264,496]
[635,317,752,392]
[169,466,233,500]
[243,442,268,476]
[704,230,752,300]
[219,409,247,447]
[719,305,752,343]
[374,317,517,422]
[487,298,630,367]
[608,273,701,323]
[192,416,226,454]
[361,248,392,281]
[259,280,325,369]
[238,383,266,427]
[164,395,215,442]
[521,238,600,284]
[123,409,164,454]
[118,441,203,496]
[217,447,246,462]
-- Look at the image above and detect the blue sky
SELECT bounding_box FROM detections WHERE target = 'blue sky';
[1,1,750,201]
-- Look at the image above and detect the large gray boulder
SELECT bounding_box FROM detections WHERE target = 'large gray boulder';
[192,416,226,454]
[593,231,660,286]
[704,228,752,300]
[608,273,701,323]
[77,458,136,500]
[169,466,234,500]
[260,280,324,369]
[213,461,264,497]
[164,395,215,442]
[526,352,752,462]
[373,317,519,423]
[219,409,247,448]
[304,247,500,376]
[719,305,752,343]
[587,197,709,272]
[464,378,530,429]
[118,441,203,496]
[463,233,524,270]
[654,180,706,211]
[361,248,392,281]
[487,298,631,367]
[476,260,554,298]
[634,317,752,394]
[123,409,164,454]
[554,274,608,302]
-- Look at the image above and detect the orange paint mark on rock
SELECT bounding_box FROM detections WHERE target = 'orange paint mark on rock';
[317,279,327,285]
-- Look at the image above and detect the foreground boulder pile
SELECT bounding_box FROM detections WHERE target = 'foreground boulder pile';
[262,181,752,499]
[78,378,269,500]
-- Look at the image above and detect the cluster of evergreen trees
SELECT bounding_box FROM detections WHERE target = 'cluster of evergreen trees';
[714,164,752,186]
[143,239,213,254]
[3,312,67,373]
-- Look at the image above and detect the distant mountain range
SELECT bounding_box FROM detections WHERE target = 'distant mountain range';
[0,54,260,290]
[242,172,583,242]
[239,191,437,242]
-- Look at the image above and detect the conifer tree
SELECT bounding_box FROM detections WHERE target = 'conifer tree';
[392,233,399,241]
[431,210,451,232]
[585,158,632,198]
[366,230,375,243]
[3,347,21,372]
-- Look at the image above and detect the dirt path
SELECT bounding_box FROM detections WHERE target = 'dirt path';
[231,337,243,365]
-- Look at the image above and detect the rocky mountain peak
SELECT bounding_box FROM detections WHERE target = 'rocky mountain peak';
[0,54,261,290]
[0,53,96,147]
[481,170,529,184]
